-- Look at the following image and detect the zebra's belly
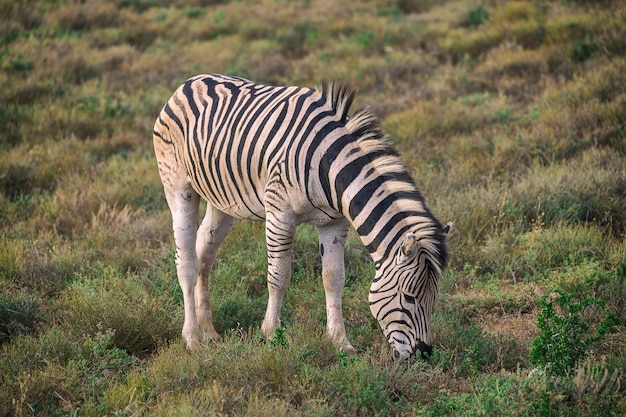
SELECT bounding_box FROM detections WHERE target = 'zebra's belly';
[291,197,345,227]
[195,186,267,221]
[210,198,341,225]
[215,201,266,220]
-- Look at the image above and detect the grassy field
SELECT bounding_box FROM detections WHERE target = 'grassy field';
[1,0,625,415]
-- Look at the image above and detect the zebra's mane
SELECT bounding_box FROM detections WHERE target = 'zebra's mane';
[319,81,406,177]
[319,81,448,273]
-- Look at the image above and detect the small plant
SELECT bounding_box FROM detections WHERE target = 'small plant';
[376,5,403,22]
[530,290,620,376]
[8,57,34,77]
[213,9,226,25]
[491,107,512,124]
[278,21,320,58]
[572,34,599,62]
[337,348,358,367]
[269,327,288,348]
[0,296,41,344]
[350,30,375,50]
[180,7,204,19]
[465,4,489,27]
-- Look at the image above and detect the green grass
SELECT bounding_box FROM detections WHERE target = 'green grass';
[1,0,626,415]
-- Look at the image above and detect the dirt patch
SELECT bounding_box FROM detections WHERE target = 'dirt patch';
[482,311,539,353]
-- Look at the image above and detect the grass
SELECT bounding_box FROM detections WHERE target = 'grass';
[1,0,626,415]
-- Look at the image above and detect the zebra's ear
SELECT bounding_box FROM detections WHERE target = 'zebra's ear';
[400,233,417,257]
[443,222,453,235]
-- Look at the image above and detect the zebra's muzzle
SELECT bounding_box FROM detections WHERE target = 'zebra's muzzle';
[415,341,432,360]
[393,341,432,361]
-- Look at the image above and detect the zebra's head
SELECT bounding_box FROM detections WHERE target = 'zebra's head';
[369,222,451,360]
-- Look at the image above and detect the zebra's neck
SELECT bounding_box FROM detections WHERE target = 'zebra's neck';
[351,195,437,261]
[340,167,441,265]
[318,133,442,266]
[310,85,445,269]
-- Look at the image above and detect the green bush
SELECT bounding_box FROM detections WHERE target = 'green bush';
[530,290,621,376]
[464,4,489,27]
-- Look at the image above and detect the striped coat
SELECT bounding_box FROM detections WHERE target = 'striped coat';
[153,74,449,358]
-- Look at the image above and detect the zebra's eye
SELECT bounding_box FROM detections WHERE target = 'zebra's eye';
[403,294,415,304]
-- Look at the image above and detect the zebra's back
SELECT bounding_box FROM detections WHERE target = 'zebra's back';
[153,74,347,223]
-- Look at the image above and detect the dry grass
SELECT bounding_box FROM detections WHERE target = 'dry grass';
[1,0,625,415]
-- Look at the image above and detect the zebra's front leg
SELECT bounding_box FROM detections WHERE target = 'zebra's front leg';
[318,219,354,352]
[261,211,296,340]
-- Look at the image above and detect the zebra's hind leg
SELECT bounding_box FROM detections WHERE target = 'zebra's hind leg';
[317,219,354,352]
[261,210,296,340]
[195,206,234,342]
[164,181,202,350]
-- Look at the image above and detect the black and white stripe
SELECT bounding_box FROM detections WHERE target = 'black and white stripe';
[153,74,448,357]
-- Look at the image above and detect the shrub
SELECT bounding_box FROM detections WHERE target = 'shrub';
[530,290,621,376]
[0,103,31,148]
[571,358,625,416]
[180,7,205,19]
[557,262,626,320]
[278,21,321,58]
[269,327,289,348]
[395,0,438,14]
[464,4,489,27]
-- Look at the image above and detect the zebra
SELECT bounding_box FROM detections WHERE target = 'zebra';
[153,74,450,359]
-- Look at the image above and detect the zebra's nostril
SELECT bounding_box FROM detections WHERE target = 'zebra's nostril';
[393,349,401,360]
[416,341,432,360]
